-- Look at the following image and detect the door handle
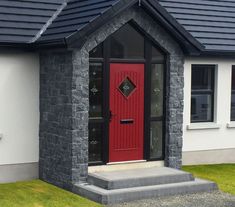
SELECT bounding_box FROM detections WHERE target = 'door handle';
[109,111,116,122]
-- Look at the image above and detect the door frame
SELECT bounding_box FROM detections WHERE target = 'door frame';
[89,22,167,165]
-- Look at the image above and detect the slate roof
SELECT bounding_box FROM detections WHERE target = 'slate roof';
[158,0,235,52]
[1,0,235,54]
[0,0,65,43]
[38,0,120,42]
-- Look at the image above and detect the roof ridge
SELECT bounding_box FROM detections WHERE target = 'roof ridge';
[30,0,69,43]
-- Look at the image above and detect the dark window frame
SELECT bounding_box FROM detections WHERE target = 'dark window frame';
[191,64,215,123]
[231,66,235,121]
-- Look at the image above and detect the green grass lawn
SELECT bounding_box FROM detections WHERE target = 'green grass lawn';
[183,164,235,195]
[0,180,102,207]
[1,164,234,207]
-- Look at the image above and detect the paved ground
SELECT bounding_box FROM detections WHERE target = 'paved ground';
[109,191,235,207]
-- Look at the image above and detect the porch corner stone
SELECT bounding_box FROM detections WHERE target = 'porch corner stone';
[39,6,184,188]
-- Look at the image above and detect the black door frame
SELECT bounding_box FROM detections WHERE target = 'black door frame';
[89,22,167,166]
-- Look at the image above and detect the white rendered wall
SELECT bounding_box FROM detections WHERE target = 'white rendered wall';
[183,57,235,153]
[0,52,39,165]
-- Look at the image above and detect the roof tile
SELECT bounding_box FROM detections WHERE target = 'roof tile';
[158,0,235,51]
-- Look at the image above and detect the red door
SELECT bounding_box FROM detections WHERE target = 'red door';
[109,64,144,162]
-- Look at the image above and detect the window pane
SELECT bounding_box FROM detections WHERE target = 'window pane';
[192,65,214,90]
[231,94,235,121]
[90,44,103,58]
[231,67,235,121]
[191,94,213,122]
[89,63,103,118]
[232,66,235,90]
[151,64,164,117]
[150,121,163,159]
[89,123,103,163]
[152,46,164,62]
[110,24,144,59]
[119,77,136,98]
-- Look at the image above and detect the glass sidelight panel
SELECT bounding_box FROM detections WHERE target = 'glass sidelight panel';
[89,123,103,163]
[150,121,163,159]
[89,63,103,118]
[151,64,164,117]
[89,61,104,164]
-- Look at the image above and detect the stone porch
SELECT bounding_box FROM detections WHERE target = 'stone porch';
[73,165,217,205]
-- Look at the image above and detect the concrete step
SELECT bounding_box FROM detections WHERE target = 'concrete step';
[87,167,194,190]
[73,178,218,205]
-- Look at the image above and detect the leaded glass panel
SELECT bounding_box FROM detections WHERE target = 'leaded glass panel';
[150,121,163,159]
[89,63,103,118]
[151,64,164,117]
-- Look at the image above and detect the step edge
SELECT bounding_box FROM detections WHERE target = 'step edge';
[75,179,217,194]
[88,171,193,181]
[74,179,218,205]
[87,173,195,190]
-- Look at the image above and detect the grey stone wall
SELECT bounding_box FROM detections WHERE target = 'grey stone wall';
[71,49,89,184]
[165,55,184,169]
[39,51,74,189]
[39,6,184,189]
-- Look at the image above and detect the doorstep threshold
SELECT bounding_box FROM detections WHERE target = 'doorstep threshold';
[107,160,146,165]
[88,161,165,173]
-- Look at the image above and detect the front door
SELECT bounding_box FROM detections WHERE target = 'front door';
[109,64,144,162]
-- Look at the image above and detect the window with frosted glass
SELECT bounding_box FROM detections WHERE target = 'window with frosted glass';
[89,45,104,164]
[89,63,103,118]
[150,122,163,159]
[88,123,103,163]
[151,64,164,117]
[150,46,164,160]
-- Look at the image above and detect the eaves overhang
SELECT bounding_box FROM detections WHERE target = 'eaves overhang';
[33,0,204,56]
[0,0,216,56]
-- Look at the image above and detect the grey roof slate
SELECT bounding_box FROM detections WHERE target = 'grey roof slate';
[38,0,120,42]
[158,0,235,52]
[0,0,65,43]
[1,0,235,53]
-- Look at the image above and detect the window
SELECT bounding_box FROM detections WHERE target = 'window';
[110,24,144,59]
[89,63,103,117]
[90,43,103,58]
[231,66,235,121]
[150,45,165,160]
[150,122,163,159]
[151,64,164,117]
[191,65,215,123]
[89,123,103,163]
[119,77,136,98]
[89,45,104,164]
[152,46,164,62]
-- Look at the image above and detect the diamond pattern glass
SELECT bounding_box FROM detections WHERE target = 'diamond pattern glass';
[119,77,136,98]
